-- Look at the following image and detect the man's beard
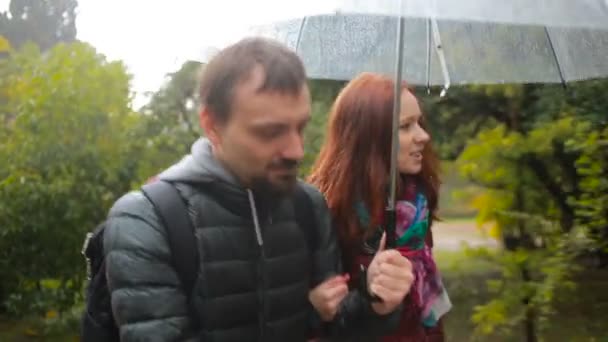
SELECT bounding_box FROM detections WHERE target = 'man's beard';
[250,158,300,199]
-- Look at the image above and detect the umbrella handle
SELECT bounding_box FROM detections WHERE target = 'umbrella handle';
[385,207,397,249]
[361,207,396,304]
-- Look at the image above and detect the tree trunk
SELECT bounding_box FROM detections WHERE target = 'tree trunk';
[522,265,538,342]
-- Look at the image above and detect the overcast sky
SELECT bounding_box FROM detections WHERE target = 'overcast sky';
[1,0,337,107]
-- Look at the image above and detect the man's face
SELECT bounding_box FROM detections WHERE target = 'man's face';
[206,66,311,196]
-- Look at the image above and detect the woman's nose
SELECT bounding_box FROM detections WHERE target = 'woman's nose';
[415,126,430,143]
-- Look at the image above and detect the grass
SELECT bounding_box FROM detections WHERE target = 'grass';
[0,307,81,342]
[0,320,78,342]
[0,318,75,341]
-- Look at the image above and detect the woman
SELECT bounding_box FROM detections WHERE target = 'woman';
[308,72,451,341]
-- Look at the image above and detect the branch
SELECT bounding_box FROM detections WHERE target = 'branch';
[524,154,575,232]
[175,98,199,139]
[465,174,510,191]
[449,117,491,158]
[552,141,581,199]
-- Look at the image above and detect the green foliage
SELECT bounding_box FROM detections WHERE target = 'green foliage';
[0,35,10,52]
[442,79,608,340]
[465,214,579,341]
[437,243,608,341]
[0,41,136,315]
[570,125,608,254]
[300,79,344,177]
[418,84,519,160]
[3,279,79,318]
[453,80,608,238]
[135,60,204,182]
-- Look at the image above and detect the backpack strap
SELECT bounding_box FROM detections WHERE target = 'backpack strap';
[141,181,199,297]
[293,184,317,252]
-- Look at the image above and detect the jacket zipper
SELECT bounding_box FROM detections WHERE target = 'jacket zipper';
[247,190,266,340]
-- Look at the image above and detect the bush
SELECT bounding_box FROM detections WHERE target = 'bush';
[0,42,137,314]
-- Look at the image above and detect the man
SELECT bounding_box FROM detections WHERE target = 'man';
[104,37,414,341]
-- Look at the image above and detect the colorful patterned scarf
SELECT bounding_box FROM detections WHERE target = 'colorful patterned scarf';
[355,180,452,327]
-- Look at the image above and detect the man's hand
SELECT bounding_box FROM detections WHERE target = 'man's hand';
[367,232,414,315]
[309,274,350,321]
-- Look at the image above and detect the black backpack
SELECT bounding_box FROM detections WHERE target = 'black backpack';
[80,180,316,342]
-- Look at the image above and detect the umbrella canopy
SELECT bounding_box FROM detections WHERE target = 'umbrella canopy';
[249,13,608,88]
[337,0,608,30]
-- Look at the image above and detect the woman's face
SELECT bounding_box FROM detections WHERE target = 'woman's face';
[397,90,430,175]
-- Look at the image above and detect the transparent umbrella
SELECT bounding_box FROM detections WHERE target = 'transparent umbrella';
[247,0,608,247]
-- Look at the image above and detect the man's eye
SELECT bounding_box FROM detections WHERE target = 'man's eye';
[257,128,282,139]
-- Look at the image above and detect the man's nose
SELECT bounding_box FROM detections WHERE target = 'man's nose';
[282,132,305,161]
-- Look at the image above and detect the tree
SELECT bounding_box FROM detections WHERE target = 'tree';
[571,125,608,266]
[300,79,344,176]
[140,60,202,136]
[0,41,136,315]
[0,0,77,51]
[439,80,608,341]
[431,81,608,236]
[134,60,204,182]
[457,118,586,341]
[419,86,499,160]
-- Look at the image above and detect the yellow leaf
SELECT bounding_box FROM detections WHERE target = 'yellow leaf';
[41,278,61,290]
[24,328,39,336]
[46,309,59,319]
[0,35,11,52]
[487,221,502,239]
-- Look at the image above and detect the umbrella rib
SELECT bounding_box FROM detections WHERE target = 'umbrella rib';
[388,15,405,211]
[544,27,567,88]
[295,16,308,54]
[431,18,451,96]
[426,18,432,93]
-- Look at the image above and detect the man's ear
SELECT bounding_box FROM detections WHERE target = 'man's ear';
[200,107,221,146]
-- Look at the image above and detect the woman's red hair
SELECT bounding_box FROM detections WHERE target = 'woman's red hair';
[308,72,441,268]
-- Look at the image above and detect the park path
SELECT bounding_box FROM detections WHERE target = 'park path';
[432,219,500,251]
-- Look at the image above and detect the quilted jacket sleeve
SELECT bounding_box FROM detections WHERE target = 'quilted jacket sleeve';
[301,184,402,340]
[103,191,196,342]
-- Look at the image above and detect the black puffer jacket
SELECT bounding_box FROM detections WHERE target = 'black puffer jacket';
[104,138,401,341]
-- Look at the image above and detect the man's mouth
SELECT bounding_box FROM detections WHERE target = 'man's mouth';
[270,166,297,174]
[269,159,300,171]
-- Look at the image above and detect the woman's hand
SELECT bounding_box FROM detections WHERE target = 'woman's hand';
[367,232,414,315]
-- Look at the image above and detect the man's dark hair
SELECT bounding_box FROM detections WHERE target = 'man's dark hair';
[199,37,307,122]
